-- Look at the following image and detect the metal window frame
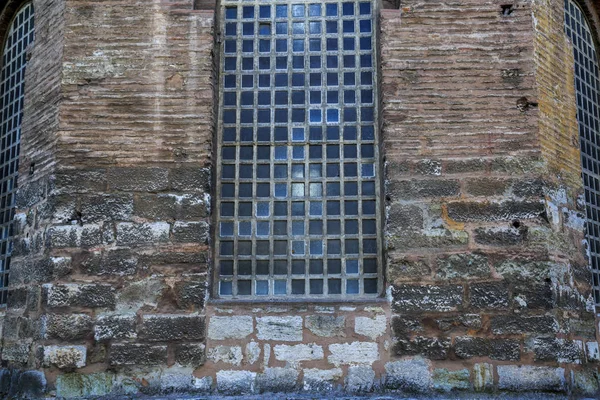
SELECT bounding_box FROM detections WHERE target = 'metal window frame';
[211,0,384,301]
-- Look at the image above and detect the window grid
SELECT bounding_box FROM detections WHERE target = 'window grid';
[214,0,382,299]
[0,3,34,305]
[564,0,600,304]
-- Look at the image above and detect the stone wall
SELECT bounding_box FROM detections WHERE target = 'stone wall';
[0,0,598,398]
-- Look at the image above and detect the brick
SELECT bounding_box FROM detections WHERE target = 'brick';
[305,315,345,337]
[116,222,170,246]
[497,365,565,392]
[274,344,324,363]
[328,342,379,366]
[109,344,167,366]
[445,200,545,222]
[435,253,490,280]
[393,337,451,360]
[454,337,520,361]
[392,285,463,312]
[388,179,460,199]
[256,316,302,342]
[107,167,169,192]
[94,314,137,341]
[45,313,93,341]
[45,283,115,309]
[469,283,509,309]
[491,315,558,334]
[385,358,432,393]
[43,346,86,369]
[208,316,253,340]
[139,314,205,341]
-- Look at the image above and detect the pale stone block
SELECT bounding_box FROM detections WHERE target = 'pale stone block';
[346,365,375,392]
[473,363,493,392]
[216,370,256,395]
[497,365,565,392]
[44,345,87,369]
[274,344,324,363]
[354,315,387,339]
[256,316,302,342]
[245,341,261,365]
[207,345,243,366]
[586,341,599,362]
[328,342,379,366]
[303,368,342,391]
[208,316,253,340]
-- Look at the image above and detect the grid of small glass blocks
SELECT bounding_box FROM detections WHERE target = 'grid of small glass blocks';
[0,3,34,305]
[565,0,600,304]
[216,0,380,298]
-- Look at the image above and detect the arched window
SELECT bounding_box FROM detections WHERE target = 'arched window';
[564,0,600,304]
[0,2,34,305]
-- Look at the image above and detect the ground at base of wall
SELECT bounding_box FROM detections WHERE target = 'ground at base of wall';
[39,395,591,400]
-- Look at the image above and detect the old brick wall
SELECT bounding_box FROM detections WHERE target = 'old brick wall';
[0,0,599,398]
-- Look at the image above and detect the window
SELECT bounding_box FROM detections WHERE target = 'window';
[215,0,382,299]
[0,2,34,305]
[564,0,600,304]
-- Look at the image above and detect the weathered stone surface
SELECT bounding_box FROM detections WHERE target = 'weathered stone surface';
[172,221,209,243]
[494,260,554,282]
[208,345,243,366]
[94,314,137,341]
[385,358,432,393]
[387,204,424,230]
[115,278,166,312]
[497,365,566,392]
[175,343,206,367]
[2,341,31,363]
[109,344,167,366]
[432,368,471,392]
[9,257,72,285]
[134,193,208,220]
[388,229,469,250]
[46,313,93,341]
[116,222,170,246]
[446,200,545,222]
[139,314,205,341]
[464,178,510,197]
[305,315,345,337]
[216,370,256,395]
[80,194,133,223]
[387,256,431,283]
[169,167,210,192]
[354,315,386,339]
[303,368,342,392]
[388,179,460,199]
[533,338,583,363]
[256,368,299,393]
[45,283,115,309]
[80,249,138,276]
[173,279,206,309]
[435,253,490,280]
[208,316,253,340]
[274,344,324,363]
[470,283,509,309]
[107,167,169,192]
[513,283,554,309]
[256,316,302,342]
[474,226,527,246]
[346,365,375,393]
[586,341,600,362]
[491,315,558,334]
[391,315,423,336]
[43,345,87,369]
[328,342,379,366]
[572,369,600,396]
[56,373,114,398]
[454,337,520,361]
[392,285,463,312]
[473,363,493,392]
[245,342,260,365]
[393,336,451,360]
[435,314,482,332]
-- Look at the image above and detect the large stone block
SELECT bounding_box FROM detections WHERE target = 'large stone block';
[172,221,209,243]
[45,283,116,309]
[56,373,114,398]
[169,167,210,192]
[107,167,169,192]
[385,358,432,393]
[134,193,208,220]
[47,224,103,248]
[43,345,86,369]
[469,283,509,309]
[303,368,342,392]
[454,337,520,361]
[305,315,345,337]
[497,365,566,392]
[388,179,460,199]
[116,222,170,246]
[393,336,451,360]
[94,314,137,341]
[256,316,302,341]
[139,314,205,341]
[392,285,463,312]
[435,253,490,280]
[80,249,138,276]
[208,316,253,340]
[328,342,379,366]
[216,370,256,395]
[80,194,133,223]
[175,343,206,367]
[109,344,167,366]
[532,338,583,363]
[45,313,93,341]
[432,368,471,392]
[207,345,243,366]
[256,368,299,393]
[354,315,386,339]
[346,365,375,393]
[446,200,545,222]
[273,344,324,363]
[491,315,558,334]
[387,203,424,230]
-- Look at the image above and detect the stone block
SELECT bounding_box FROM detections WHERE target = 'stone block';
[208,345,243,366]
[256,316,302,341]
[393,336,451,360]
[45,283,115,309]
[328,342,379,366]
[245,342,261,365]
[109,344,167,366]
[216,370,256,395]
[513,283,554,309]
[80,249,138,276]
[388,179,460,199]
[173,279,206,309]
[473,363,493,392]
[273,344,324,363]
[435,253,490,280]
[303,368,342,392]
[454,337,520,361]
[256,368,299,393]
[46,313,93,341]
[54,169,107,194]
[94,314,137,341]
[169,167,210,192]
[586,341,599,362]
[139,314,205,341]
[464,178,510,197]
[208,316,253,340]
[435,314,482,332]
[491,315,558,334]
[305,315,345,337]
[388,228,469,251]
[533,337,583,363]
[175,343,206,367]
[116,222,170,246]
[392,285,463,312]
[497,365,566,392]
[446,200,545,222]
[43,345,87,369]
[107,167,169,192]
[470,283,509,309]
[390,315,423,337]
[432,368,471,392]
[571,370,600,396]
[387,256,431,283]
[345,365,375,392]
[385,358,432,393]
[56,373,114,398]
[134,193,208,220]
[9,257,72,285]
[512,178,545,198]
[474,226,526,246]
[80,194,133,223]
[172,221,209,243]
[47,224,103,248]
[2,341,31,363]
[387,203,424,230]
[354,315,386,339]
